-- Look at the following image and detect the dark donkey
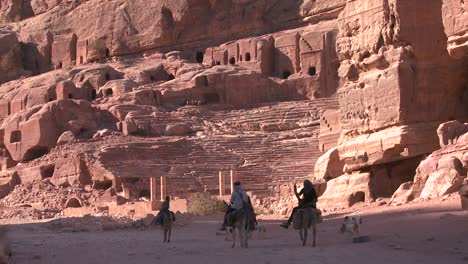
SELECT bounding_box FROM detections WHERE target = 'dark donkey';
[161,211,173,243]
[228,207,252,248]
[292,207,321,247]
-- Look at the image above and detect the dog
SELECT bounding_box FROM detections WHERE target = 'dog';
[224,222,267,241]
[0,227,12,264]
[127,209,136,220]
[340,215,362,237]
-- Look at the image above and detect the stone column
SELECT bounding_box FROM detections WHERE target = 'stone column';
[150,176,158,210]
[160,176,167,201]
[219,171,226,196]
[230,170,236,194]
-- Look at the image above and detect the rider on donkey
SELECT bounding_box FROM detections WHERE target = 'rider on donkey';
[219,181,249,231]
[154,196,176,225]
[280,180,317,229]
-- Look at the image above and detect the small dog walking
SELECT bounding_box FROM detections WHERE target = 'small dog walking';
[340,215,362,236]
[340,215,369,243]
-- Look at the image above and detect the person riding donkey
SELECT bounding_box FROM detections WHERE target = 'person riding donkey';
[153,196,176,225]
[219,181,256,231]
[280,180,318,229]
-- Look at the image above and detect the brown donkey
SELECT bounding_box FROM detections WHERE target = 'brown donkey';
[161,211,173,243]
[228,208,251,248]
[292,208,320,247]
[0,227,11,264]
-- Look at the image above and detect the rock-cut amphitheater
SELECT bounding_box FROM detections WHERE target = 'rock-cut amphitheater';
[0,0,467,215]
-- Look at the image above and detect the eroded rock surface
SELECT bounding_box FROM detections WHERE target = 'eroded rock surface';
[0,0,466,214]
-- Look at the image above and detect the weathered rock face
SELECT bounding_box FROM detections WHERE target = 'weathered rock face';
[0,29,25,84]
[0,171,19,198]
[437,120,468,148]
[6,0,346,77]
[390,181,415,205]
[56,130,75,145]
[442,0,468,59]
[0,0,31,23]
[385,120,468,205]
[317,155,422,208]
[419,156,466,198]
[317,172,372,209]
[51,155,91,187]
[0,0,467,214]
[334,0,467,170]
[314,147,344,180]
[410,129,468,200]
[0,100,102,161]
[0,0,70,23]
[313,0,468,209]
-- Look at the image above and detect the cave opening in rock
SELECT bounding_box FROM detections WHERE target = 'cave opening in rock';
[79,56,83,64]
[34,60,40,73]
[64,198,82,208]
[245,52,251,62]
[282,70,291,79]
[201,76,208,87]
[308,66,316,76]
[105,89,113,96]
[204,93,220,104]
[229,57,235,65]
[41,164,55,178]
[168,74,175,80]
[105,48,110,58]
[10,130,22,143]
[93,180,113,190]
[23,146,49,161]
[161,7,175,30]
[139,190,151,199]
[196,51,204,63]
[349,191,365,207]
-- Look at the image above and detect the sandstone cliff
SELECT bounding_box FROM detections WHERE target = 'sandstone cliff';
[0,0,466,213]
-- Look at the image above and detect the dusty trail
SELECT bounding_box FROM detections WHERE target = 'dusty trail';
[5,197,468,264]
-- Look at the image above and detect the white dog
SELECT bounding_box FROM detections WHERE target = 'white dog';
[340,215,362,237]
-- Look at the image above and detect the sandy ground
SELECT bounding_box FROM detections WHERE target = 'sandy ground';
[4,195,468,264]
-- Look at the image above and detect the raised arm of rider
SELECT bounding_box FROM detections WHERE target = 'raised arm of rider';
[294,185,303,201]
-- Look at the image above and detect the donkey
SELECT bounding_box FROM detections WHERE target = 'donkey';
[292,207,320,247]
[0,227,11,264]
[228,208,251,248]
[161,211,173,243]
